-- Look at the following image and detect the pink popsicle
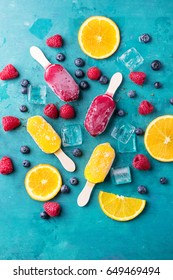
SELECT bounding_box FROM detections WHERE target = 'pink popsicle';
[84,72,123,136]
[30,46,79,102]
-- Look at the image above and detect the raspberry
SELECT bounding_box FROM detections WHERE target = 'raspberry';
[0,64,19,80]
[0,157,14,175]
[133,154,151,170]
[46,34,63,48]
[138,100,154,115]
[59,104,76,119]
[43,202,61,217]
[87,67,101,80]
[44,104,59,119]
[129,72,146,85]
[2,116,20,131]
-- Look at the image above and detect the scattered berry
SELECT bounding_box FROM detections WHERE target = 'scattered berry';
[56,53,65,61]
[169,98,173,105]
[74,58,85,67]
[135,128,144,135]
[72,148,82,157]
[44,202,61,217]
[75,69,85,78]
[61,184,70,193]
[151,60,162,71]
[139,34,151,43]
[0,156,13,175]
[0,64,19,80]
[20,146,30,154]
[44,103,59,119]
[20,79,29,87]
[21,87,28,94]
[133,154,151,170]
[19,105,28,112]
[160,177,168,184]
[69,177,79,185]
[87,67,101,80]
[128,90,136,98]
[137,185,148,194]
[154,82,161,89]
[46,34,63,48]
[129,72,146,85]
[99,75,109,85]
[2,116,20,131]
[59,104,75,119]
[23,160,31,168]
[40,211,50,219]
[138,100,154,115]
[116,109,126,117]
[79,80,89,90]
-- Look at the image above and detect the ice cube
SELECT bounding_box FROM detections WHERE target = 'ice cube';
[29,18,53,40]
[118,47,144,71]
[111,121,135,144]
[118,134,136,153]
[27,85,47,105]
[111,166,132,185]
[61,124,82,147]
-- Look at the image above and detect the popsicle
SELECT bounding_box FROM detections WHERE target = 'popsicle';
[30,46,79,102]
[27,116,76,172]
[84,72,123,136]
[77,143,115,207]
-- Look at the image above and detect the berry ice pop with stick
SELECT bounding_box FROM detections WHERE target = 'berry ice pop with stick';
[30,46,79,102]
[84,72,123,136]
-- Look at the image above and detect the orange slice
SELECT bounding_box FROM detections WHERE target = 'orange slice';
[25,164,62,201]
[144,115,173,162]
[98,191,146,221]
[78,16,120,59]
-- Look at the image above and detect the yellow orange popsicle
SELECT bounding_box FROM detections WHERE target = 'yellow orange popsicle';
[27,116,75,172]
[77,143,115,207]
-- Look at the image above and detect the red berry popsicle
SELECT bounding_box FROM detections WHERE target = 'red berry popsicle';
[30,46,79,102]
[84,72,123,136]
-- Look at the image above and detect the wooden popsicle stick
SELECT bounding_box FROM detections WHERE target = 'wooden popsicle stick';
[106,72,123,98]
[54,148,76,172]
[77,181,95,207]
[30,46,51,69]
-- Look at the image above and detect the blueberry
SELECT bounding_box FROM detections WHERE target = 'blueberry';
[69,177,79,185]
[74,58,85,67]
[139,34,151,43]
[170,98,173,105]
[79,81,89,90]
[151,60,162,71]
[135,128,144,135]
[23,160,31,167]
[160,177,167,184]
[20,145,30,154]
[40,211,50,219]
[21,87,28,94]
[19,105,28,112]
[127,90,136,98]
[20,79,29,87]
[137,185,148,194]
[99,75,109,85]
[75,69,84,78]
[61,184,70,193]
[154,82,161,89]
[56,53,65,61]
[72,148,82,157]
[117,109,125,117]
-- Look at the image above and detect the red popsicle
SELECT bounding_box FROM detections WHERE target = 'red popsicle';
[30,46,79,102]
[84,72,123,136]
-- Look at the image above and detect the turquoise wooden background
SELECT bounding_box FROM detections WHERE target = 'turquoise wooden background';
[0,0,173,260]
